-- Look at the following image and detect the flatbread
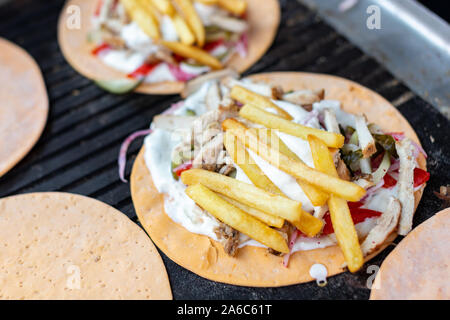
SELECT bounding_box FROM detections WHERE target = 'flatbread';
[370,208,449,300]
[130,72,427,287]
[0,38,48,177]
[57,0,280,95]
[0,192,172,300]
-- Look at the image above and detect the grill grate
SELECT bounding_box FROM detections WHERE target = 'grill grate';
[0,0,449,299]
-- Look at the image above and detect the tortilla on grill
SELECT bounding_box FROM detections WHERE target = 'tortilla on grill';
[0,192,172,300]
[0,38,48,177]
[370,208,449,300]
[130,72,426,287]
[57,0,280,95]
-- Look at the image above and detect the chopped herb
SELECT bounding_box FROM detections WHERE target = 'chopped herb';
[186,109,197,116]
[373,134,398,158]
[341,148,363,173]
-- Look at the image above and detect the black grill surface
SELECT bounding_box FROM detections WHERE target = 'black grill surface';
[0,0,449,299]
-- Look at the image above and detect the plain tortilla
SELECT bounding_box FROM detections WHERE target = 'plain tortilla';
[0,192,172,300]
[57,0,280,95]
[130,72,427,287]
[0,38,48,177]
[370,208,449,300]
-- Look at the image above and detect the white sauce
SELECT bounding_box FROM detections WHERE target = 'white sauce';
[143,80,402,254]
[309,264,328,286]
[144,129,221,240]
[160,15,179,42]
[146,63,177,83]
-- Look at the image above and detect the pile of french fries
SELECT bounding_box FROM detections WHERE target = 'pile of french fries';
[182,85,367,272]
[119,0,247,69]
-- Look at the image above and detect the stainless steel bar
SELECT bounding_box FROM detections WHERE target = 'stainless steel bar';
[299,0,450,117]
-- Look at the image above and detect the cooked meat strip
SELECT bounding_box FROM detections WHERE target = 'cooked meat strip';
[209,14,248,33]
[182,69,239,98]
[282,89,324,107]
[214,224,240,257]
[192,133,224,171]
[323,108,340,134]
[355,114,376,158]
[332,150,351,181]
[205,81,222,111]
[361,197,401,256]
[396,139,416,235]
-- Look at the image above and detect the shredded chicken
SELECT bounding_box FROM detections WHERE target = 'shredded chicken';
[209,14,248,33]
[193,133,224,171]
[354,178,374,189]
[323,108,340,134]
[214,224,240,256]
[282,89,325,109]
[396,139,416,235]
[182,69,239,98]
[355,114,376,158]
[205,81,222,110]
[361,197,401,256]
[332,150,351,181]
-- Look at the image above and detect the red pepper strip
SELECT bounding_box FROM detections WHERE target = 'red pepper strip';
[383,173,397,188]
[322,207,382,236]
[382,168,430,189]
[173,54,185,63]
[173,162,193,177]
[204,39,225,52]
[413,167,430,187]
[348,201,364,209]
[94,0,103,16]
[127,63,159,79]
[91,43,111,55]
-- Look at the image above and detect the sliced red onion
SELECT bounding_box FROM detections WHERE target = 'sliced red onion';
[168,64,198,82]
[361,179,385,202]
[118,129,153,183]
[388,159,400,172]
[411,140,428,159]
[283,229,299,268]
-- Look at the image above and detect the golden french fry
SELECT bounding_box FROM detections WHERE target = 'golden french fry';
[151,0,175,15]
[224,131,282,195]
[195,0,218,5]
[222,120,324,237]
[137,0,160,17]
[308,135,363,272]
[218,194,284,228]
[223,119,366,202]
[231,86,293,120]
[218,0,247,16]
[161,41,222,69]
[255,128,329,206]
[181,169,303,223]
[186,184,289,253]
[174,0,205,47]
[120,0,160,39]
[171,14,196,45]
[240,104,345,148]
